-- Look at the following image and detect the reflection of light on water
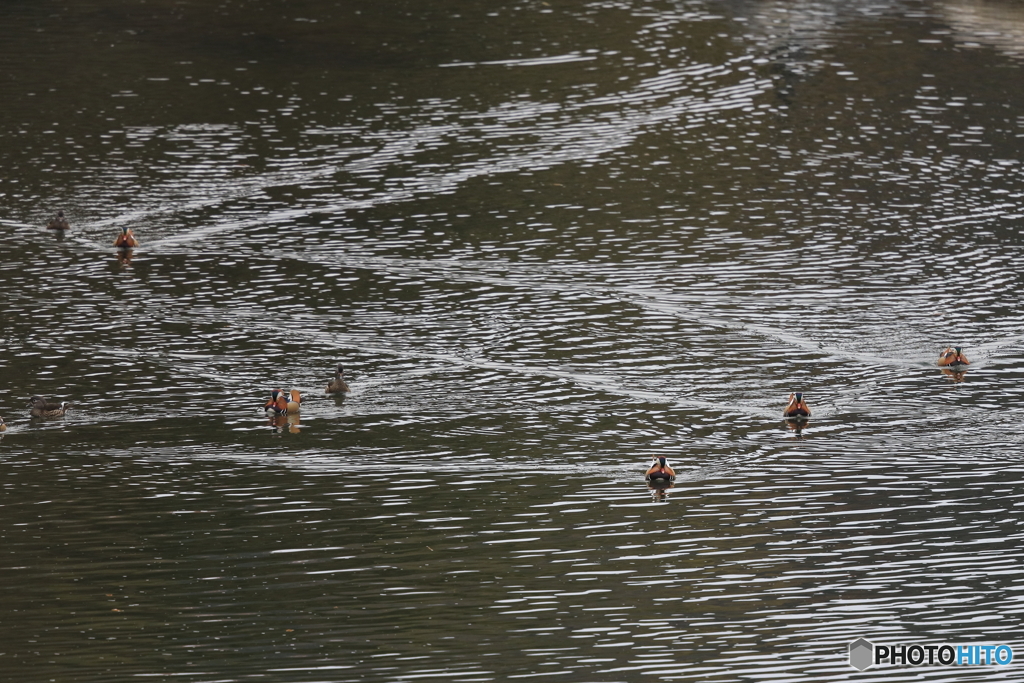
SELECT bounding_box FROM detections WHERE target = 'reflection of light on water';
[942,0,1024,59]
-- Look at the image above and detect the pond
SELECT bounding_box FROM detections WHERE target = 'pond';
[2,0,1024,680]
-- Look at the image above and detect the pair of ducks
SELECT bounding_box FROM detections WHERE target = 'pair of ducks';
[21,366,349,425]
[263,365,352,415]
[782,347,971,419]
[45,211,140,249]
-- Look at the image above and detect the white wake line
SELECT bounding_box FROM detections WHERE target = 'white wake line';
[59,301,746,416]
[59,61,761,238]
[40,286,1024,426]
[83,148,375,232]
[278,248,1021,370]
[28,223,1024,377]
[84,299,1024,422]
[51,58,769,245]
[131,76,772,248]
[440,53,599,68]
[137,449,677,482]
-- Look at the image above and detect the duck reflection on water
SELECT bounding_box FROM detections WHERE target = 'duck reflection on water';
[784,417,809,436]
[940,367,968,382]
[267,412,301,434]
[648,480,674,501]
[115,249,135,266]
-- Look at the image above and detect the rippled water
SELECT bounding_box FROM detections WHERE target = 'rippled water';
[3,0,1024,680]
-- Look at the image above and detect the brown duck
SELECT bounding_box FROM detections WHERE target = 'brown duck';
[325,365,351,394]
[264,389,288,416]
[113,226,140,250]
[938,347,970,368]
[783,392,811,418]
[645,456,676,482]
[29,395,72,417]
[46,211,70,231]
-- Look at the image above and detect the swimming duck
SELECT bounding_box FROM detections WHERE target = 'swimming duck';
[645,456,676,482]
[325,365,351,394]
[938,347,970,368]
[286,389,301,414]
[46,211,70,231]
[783,392,811,418]
[0,416,6,431]
[113,226,140,250]
[263,389,288,416]
[29,395,72,417]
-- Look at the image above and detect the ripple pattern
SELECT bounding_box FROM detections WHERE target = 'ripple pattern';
[2,0,1024,681]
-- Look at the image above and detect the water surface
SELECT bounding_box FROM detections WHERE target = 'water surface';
[2,0,1024,680]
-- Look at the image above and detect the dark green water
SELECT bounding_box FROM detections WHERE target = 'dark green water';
[3,1,1024,680]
